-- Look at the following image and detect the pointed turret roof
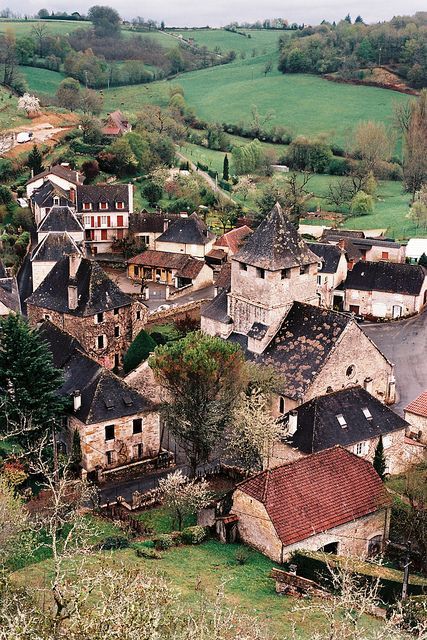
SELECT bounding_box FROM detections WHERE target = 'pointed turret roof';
[234,203,319,271]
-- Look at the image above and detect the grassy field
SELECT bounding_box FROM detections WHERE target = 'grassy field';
[0,19,88,36]
[169,28,284,55]
[0,86,30,129]
[20,65,66,95]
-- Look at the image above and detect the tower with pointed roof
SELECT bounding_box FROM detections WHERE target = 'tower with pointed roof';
[228,203,319,335]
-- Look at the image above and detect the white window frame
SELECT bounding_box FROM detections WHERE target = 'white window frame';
[84,215,91,226]
[83,202,92,211]
[99,201,108,210]
[336,414,347,428]
[96,334,106,350]
[116,201,124,209]
[100,215,108,226]
[355,441,367,456]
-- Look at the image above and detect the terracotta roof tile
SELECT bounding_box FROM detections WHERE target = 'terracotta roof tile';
[405,390,427,418]
[215,225,252,255]
[236,447,390,547]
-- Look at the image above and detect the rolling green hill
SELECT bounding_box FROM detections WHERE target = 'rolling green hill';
[0,19,88,36]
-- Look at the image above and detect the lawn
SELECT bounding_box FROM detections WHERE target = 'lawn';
[20,65,66,95]
[0,19,88,36]
[0,86,29,129]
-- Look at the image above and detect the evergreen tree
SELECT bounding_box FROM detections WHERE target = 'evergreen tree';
[27,144,44,176]
[0,315,65,448]
[223,154,229,181]
[418,252,427,267]
[123,329,157,374]
[373,435,387,481]
[344,14,352,23]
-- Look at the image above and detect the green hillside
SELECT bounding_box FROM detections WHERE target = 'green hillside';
[0,19,88,36]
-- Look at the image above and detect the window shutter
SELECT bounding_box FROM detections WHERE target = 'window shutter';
[107,215,111,227]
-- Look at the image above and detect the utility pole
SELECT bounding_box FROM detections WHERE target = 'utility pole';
[401,540,411,600]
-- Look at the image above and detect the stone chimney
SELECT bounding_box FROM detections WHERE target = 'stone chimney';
[163,218,169,232]
[73,390,81,412]
[69,253,81,279]
[288,410,298,435]
[364,377,373,394]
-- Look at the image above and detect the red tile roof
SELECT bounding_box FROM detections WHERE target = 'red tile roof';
[215,225,252,255]
[235,446,390,547]
[405,390,427,418]
[128,250,208,280]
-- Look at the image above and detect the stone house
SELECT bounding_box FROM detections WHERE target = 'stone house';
[129,212,179,249]
[202,204,396,413]
[30,180,76,227]
[127,249,213,291]
[26,254,147,370]
[404,391,427,445]
[321,230,405,265]
[154,212,216,258]
[307,242,347,309]
[344,261,427,319]
[37,205,84,244]
[102,110,132,137]
[232,446,391,562]
[26,164,83,201]
[275,386,408,474]
[39,322,162,477]
[31,231,84,292]
[77,183,133,254]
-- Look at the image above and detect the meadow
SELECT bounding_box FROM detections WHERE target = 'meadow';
[0,19,88,36]
[20,66,66,96]
[169,28,283,55]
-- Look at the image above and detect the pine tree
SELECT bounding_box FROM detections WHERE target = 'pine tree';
[223,154,230,181]
[418,252,427,267]
[27,144,44,176]
[0,315,65,447]
[373,435,387,481]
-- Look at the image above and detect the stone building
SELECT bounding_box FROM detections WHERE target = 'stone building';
[129,212,179,249]
[26,164,83,200]
[26,254,147,370]
[213,225,252,256]
[31,231,84,292]
[127,250,213,291]
[202,204,396,412]
[307,242,348,309]
[40,322,162,477]
[404,391,427,445]
[30,180,76,226]
[344,261,427,319]
[154,212,216,258]
[232,446,391,562]
[275,386,408,474]
[37,205,84,244]
[102,110,132,137]
[321,230,405,265]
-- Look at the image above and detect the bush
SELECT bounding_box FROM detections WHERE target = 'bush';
[99,536,129,551]
[153,534,174,551]
[135,547,162,559]
[328,157,350,176]
[123,329,157,374]
[181,525,206,545]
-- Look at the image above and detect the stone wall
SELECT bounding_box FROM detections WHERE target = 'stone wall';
[344,286,427,319]
[68,410,160,472]
[233,489,389,562]
[365,246,405,263]
[404,411,427,445]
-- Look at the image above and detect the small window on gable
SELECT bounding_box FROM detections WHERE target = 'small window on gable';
[83,202,92,211]
[256,267,265,279]
[136,310,141,321]
[281,269,291,279]
[95,312,104,324]
[346,364,356,378]
[100,201,108,210]
[355,441,366,456]
[53,196,60,205]
[116,201,124,209]
[239,262,247,271]
[362,407,373,420]
[105,424,115,441]
[300,265,309,275]
[336,414,347,428]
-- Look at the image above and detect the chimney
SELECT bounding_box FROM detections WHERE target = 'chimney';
[69,253,81,279]
[73,390,81,412]
[69,188,76,204]
[338,238,346,251]
[163,218,169,232]
[364,377,373,394]
[68,282,78,310]
[288,410,298,435]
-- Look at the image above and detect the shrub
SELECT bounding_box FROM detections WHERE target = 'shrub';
[123,329,157,374]
[99,536,129,551]
[153,534,174,551]
[0,186,13,205]
[135,547,162,559]
[235,548,250,565]
[328,157,350,176]
[181,525,206,545]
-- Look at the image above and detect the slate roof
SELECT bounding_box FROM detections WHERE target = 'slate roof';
[201,290,232,324]
[215,262,232,290]
[236,446,390,547]
[32,180,73,207]
[28,164,82,185]
[283,386,407,454]
[76,184,130,212]
[405,390,427,418]
[214,225,252,254]
[253,302,353,399]
[26,255,132,316]
[344,261,427,295]
[352,237,402,250]
[321,229,366,241]
[234,203,319,271]
[31,232,82,263]
[0,259,7,278]
[307,242,343,274]
[37,206,83,234]
[156,213,215,246]
[39,321,151,424]
[0,277,21,314]
[129,212,179,234]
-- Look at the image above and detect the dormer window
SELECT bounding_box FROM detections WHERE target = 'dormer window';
[83,202,92,211]
[362,407,373,420]
[300,265,309,275]
[116,201,124,209]
[256,267,265,279]
[239,262,247,271]
[336,414,347,428]
[100,201,108,210]
[281,269,291,279]
[53,196,60,205]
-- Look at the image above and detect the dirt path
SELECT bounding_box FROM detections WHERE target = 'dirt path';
[176,150,236,204]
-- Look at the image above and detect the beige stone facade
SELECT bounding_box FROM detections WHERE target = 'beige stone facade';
[345,287,427,319]
[404,410,427,445]
[68,410,160,473]
[232,489,390,563]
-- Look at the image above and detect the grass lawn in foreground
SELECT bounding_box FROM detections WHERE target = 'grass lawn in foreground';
[0,86,30,129]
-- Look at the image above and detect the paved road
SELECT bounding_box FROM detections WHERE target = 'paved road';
[363,309,427,415]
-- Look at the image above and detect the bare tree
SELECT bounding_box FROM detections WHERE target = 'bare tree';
[31,22,49,57]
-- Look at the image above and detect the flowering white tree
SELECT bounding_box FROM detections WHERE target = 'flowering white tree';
[17,93,41,117]
[158,469,212,530]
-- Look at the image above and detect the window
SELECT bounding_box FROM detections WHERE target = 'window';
[279,396,285,414]
[362,407,373,420]
[346,364,356,378]
[281,269,291,279]
[83,202,92,211]
[117,229,124,239]
[101,229,108,241]
[114,353,120,369]
[114,325,120,338]
[317,275,322,285]
[100,201,108,210]
[256,267,265,279]
[381,251,389,260]
[97,335,105,349]
[355,441,366,456]
[116,201,124,209]
[113,308,119,316]
[95,312,104,324]
[101,215,108,226]
[133,443,143,459]
[133,418,143,434]
[85,230,94,241]
[105,424,115,441]
[106,450,115,465]
[336,414,347,428]
[136,310,141,321]
[367,535,382,557]
[44,314,51,321]
[141,235,150,245]
[300,265,309,275]
[84,215,91,226]
[239,262,247,271]
[53,196,60,205]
